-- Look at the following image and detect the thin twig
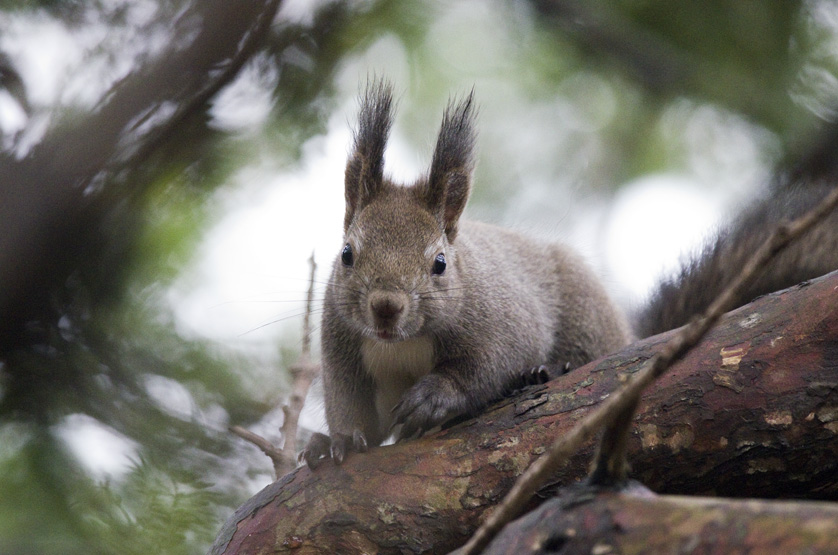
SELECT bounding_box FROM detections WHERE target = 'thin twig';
[230,254,320,479]
[300,252,317,357]
[279,253,319,475]
[230,425,285,476]
[458,184,838,554]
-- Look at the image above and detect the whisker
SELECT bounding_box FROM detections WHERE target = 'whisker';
[238,309,329,336]
[212,298,327,309]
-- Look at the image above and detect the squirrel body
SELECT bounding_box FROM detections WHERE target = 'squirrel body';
[302,82,631,467]
[323,218,632,443]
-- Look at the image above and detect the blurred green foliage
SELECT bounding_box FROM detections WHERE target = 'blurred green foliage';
[0,0,836,552]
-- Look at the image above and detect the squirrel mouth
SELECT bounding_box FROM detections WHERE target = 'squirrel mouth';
[375,329,398,341]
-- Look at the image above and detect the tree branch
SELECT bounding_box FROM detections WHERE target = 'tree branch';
[230,425,286,475]
[481,483,838,554]
[280,253,319,474]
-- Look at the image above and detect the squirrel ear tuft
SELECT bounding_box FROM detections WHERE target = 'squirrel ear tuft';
[344,78,394,231]
[425,90,476,240]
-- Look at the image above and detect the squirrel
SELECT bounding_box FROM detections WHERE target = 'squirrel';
[300,80,632,468]
[301,79,838,469]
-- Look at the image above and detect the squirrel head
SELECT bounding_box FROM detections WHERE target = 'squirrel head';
[333,79,477,342]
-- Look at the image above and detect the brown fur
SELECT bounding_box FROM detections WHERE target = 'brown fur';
[302,80,631,468]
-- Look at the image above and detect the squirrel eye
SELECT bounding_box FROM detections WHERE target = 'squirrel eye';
[432,253,446,275]
[341,244,354,267]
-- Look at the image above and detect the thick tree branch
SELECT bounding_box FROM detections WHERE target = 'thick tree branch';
[210,269,838,554]
[481,483,838,554]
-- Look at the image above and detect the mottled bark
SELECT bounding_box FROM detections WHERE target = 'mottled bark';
[211,270,838,555]
[481,482,838,554]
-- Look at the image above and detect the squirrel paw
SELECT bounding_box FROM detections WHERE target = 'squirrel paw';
[390,374,466,441]
[521,365,552,387]
[513,362,571,391]
[505,362,573,396]
[299,429,368,469]
[516,361,572,389]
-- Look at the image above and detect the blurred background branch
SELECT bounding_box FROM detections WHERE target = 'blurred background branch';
[0,0,281,348]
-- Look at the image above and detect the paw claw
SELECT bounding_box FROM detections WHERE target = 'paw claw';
[353,429,368,453]
[300,432,331,469]
[301,429,369,469]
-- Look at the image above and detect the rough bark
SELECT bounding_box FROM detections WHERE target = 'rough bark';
[211,270,838,555]
[480,482,838,554]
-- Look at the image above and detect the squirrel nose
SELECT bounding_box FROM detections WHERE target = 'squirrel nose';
[369,291,406,323]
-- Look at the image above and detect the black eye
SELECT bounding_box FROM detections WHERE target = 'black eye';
[432,253,446,275]
[341,244,354,267]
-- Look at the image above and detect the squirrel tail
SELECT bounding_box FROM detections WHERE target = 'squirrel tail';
[635,181,838,338]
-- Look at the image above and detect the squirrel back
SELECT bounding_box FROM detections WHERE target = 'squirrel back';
[636,182,838,337]
[302,80,631,467]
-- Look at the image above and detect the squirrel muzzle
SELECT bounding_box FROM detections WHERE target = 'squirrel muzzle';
[367,289,409,340]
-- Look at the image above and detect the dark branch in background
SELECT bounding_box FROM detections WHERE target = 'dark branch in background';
[458,182,838,554]
[529,0,802,136]
[0,52,31,115]
[784,122,838,185]
[112,0,281,171]
[0,0,377,497]
[0,0,282,351]
[231,254,320,478]
[530,0,689,94]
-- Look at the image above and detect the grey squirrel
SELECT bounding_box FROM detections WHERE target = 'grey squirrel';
[301,79,838,468]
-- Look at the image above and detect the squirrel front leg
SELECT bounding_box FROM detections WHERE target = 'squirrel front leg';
[390,355,506,441]
[301,367,378,468]
[391,373,468,441]
[301,320,381,468]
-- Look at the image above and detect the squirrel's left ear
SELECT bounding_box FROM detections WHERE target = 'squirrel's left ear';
[423,90,476,241]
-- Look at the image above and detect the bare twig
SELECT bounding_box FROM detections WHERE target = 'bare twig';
[458,184,838,554]
[231,253,320,478]
[230,425,285,476]
[299,252,317,357]
[279,253,319,475]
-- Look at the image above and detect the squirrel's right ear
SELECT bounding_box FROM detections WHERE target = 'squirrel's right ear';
[424,91,476,241]
[344,79,394,231]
